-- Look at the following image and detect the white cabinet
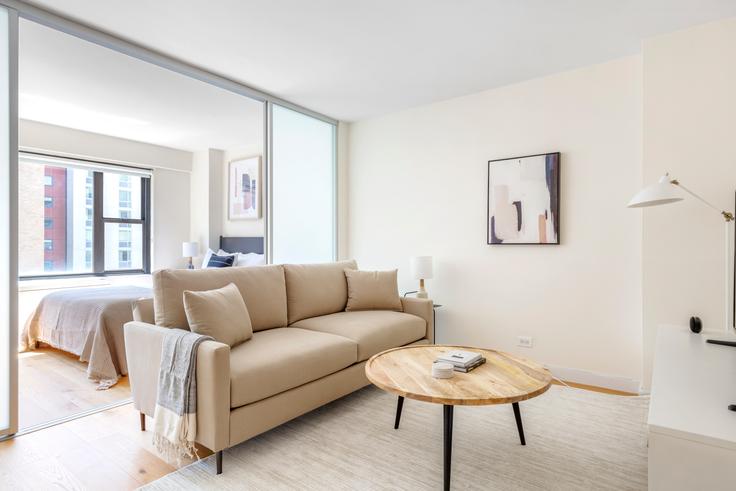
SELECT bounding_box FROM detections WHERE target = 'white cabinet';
[648,326,736,490]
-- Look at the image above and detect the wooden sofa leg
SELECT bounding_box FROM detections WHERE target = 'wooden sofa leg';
[216,450,223,474]
[140,412,146,431]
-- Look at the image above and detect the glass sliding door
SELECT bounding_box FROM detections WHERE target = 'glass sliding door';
[0,4,17,437]
[270,104,336,264]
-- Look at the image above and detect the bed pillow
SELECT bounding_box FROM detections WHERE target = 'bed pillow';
[344,269,403,312]
[206,253,235,268]
[236,253,266,267]
[219,249,266,267]
[201,248,215,269]
[183,283,253,347]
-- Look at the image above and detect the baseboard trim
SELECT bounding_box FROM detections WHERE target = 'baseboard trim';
[545,364,641,395]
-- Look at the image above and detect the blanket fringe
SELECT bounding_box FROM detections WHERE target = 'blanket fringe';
[153,432,199,466]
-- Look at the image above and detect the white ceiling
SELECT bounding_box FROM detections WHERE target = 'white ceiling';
[23,0,736,122]
[19,19,263,153]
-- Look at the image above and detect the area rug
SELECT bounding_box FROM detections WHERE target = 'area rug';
[141,385,648,490]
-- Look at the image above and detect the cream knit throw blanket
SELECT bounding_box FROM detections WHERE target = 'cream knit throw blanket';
[153,329,212,463]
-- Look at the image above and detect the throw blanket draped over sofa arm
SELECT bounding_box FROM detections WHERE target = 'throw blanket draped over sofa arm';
[124,319,231,453]
[400,297,434,344]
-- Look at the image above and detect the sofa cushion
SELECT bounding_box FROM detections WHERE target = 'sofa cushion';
[284,260,358,324]
[229,327,358,408]
[345,269,403,312]
[183,283,253,347]
[153,265,287,332]
[291,311,426,362]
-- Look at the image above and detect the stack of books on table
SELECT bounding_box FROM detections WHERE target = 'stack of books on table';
[435,350,486,373]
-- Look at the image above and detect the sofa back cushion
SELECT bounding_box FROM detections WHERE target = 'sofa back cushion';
[284,260,358,324]
[153,265,287,331]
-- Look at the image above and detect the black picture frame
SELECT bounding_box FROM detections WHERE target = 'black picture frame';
[487,152,560,245]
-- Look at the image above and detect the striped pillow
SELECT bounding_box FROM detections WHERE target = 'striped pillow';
[206,254,235,268]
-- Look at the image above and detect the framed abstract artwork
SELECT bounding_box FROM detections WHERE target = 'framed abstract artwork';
[228,156,261,220]
[487,152,560,245]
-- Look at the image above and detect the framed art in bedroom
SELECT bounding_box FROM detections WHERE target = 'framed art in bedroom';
[229,156,261,220]
[487,152,560,245]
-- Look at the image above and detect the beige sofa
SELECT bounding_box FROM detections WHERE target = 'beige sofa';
[124,260,433,474]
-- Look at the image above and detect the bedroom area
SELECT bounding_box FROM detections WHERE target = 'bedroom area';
[15,18,266,432]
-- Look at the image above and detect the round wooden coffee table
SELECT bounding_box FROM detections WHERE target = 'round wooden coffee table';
[365,345,552,490]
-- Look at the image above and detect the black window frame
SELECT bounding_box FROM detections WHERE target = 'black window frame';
[94,171,151,276]
[18,152,152,280]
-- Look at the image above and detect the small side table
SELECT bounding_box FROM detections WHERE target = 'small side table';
[403,291,441,344]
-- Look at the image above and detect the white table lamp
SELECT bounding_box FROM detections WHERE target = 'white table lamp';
[628,173,734,334]
[411,256,433,299]
[182,241,199,270]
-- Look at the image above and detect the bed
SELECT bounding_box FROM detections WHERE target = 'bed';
[21,285,152,389]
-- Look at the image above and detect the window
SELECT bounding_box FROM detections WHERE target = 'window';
[18,153,151,277]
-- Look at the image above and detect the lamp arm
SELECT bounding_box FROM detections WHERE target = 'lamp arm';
[670,179,734,222]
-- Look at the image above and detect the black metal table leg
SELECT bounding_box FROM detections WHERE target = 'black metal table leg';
[512,402,525,446]
[394,396,404,429]
[443,404,453,490]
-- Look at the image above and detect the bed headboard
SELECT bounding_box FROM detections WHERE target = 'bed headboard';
[219,236,265,255]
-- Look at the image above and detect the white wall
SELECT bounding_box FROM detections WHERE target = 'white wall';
[641,18,736,388]
[20,119,192,270]
[348,57,644,389]
[190,145,264,262]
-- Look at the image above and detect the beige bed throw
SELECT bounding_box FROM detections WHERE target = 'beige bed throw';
[22,286,151,388]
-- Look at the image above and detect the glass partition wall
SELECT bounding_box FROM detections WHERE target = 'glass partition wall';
[270,104,337,263]
[0,4,17,438]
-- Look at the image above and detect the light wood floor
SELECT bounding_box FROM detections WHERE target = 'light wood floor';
[18,345,131,429]
[0,378,633,490]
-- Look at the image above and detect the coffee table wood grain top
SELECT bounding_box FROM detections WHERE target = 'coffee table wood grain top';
[365,345,552,406]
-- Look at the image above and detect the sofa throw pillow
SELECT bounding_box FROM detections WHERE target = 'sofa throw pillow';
[344,269,403,312]
[182,283,253,347]
[206,253,235,268]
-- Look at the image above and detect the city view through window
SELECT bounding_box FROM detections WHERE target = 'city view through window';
[18,155,146,276]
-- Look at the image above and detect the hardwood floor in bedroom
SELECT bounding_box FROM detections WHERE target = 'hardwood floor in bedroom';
[18,345,131,429]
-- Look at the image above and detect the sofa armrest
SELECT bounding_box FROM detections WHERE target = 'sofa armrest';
[401,297,434,344]
[123,321,231,452]
[195,337,231,452]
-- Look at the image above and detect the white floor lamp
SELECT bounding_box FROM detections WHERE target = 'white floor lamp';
[628,174,735,337]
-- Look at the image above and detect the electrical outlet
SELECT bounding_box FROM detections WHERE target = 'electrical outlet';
[517,336,533,348]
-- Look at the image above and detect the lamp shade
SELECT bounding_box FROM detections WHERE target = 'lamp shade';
[411,256,433,280]
[627,175,683,208]
[182,241,199,258]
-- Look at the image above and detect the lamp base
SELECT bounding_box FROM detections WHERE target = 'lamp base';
[417,291,428,299]
[186,257,194,270]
